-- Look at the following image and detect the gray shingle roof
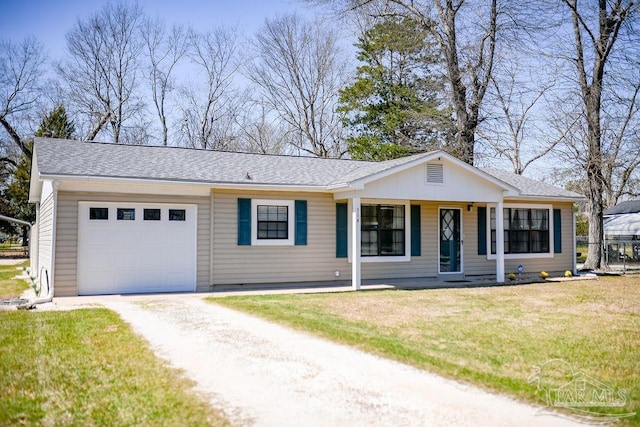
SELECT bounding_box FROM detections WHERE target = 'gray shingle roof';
[481,168,583,200]
[604,200,640,215]
[34,138,582,200]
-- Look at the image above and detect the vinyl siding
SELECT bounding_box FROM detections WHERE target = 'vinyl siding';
[464,202,575,277]
[54,191,210,296]
[37,193,54,290]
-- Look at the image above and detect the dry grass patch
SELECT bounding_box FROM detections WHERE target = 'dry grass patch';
[0,261,29,299]
[212,276,640,424]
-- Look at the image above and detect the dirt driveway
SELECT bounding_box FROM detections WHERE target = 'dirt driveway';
[56,295,580,426]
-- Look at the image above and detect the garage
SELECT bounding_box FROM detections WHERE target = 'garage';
[77,202,197,295]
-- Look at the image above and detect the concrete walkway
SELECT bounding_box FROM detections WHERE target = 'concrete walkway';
[49,295,582,427]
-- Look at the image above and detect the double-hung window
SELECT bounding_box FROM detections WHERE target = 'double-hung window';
[490,207,549,254]
[361,204,405,256]
[257,205,289,240]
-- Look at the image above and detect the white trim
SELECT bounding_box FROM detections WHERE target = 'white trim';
[351,197,361,290]
[438,207,464,275]
[348,200,412,263]
[486,203,555,260]
[250,199,295,246]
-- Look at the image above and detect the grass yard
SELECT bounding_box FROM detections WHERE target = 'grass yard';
[0,261,29,299]
[212,277,639,424]
[0,264,228,426]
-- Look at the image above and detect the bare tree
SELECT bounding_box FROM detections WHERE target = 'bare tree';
[478,62,558,174]
[178,27,242,150]
[555,0,637,269]
[321,0,502,164]
[59,2,145,143]
[236,98,290,154]
[246,14,348,158]
[141,18,187,146]
[0,37,46,157]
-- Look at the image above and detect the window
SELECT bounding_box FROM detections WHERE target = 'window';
[491,207,549,254]
[257,205,288,239]
[361,204,405,256]
[117,208,135,221]
[250,199,295,246]
[144,209,161,221]
[89,207,108,220]
[169,209,186,221]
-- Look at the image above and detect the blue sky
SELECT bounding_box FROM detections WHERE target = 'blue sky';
[0,0,319,57]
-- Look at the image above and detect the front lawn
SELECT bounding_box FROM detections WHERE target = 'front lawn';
[0,308,228,426]
[1,262,227,425]
[211,277,639,424]
[0,261,29,299]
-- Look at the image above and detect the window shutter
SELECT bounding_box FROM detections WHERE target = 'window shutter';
[411,204,421,256]
[336,203,348,258]
[237,198,251,246]
[295,200,307,245]
[478,206,487,255]
[554,209,562,253]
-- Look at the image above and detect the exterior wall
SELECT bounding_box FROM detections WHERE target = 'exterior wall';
[37,192,55,291]
[212,189,349,285]
[464,202,575,277]
[54,191,210,296]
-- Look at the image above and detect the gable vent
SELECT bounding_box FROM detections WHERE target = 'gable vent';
[426,163,444,184]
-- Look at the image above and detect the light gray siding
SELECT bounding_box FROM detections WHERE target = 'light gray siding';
[37,193,54,290]
[54,192,210,296]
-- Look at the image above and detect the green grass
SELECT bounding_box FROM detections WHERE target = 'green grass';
[0,308,228,426]
[211,277,639,424]
[0,263,228,424]
[0,261,30,299]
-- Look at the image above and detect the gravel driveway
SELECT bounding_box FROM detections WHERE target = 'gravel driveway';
[91,296,579,427]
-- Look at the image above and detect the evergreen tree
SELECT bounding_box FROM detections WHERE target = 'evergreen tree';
[338,17,452,161]
[1,105,75,243]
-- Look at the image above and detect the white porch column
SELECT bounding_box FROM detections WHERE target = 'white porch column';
[351,197,361,290]
[496,201,505,283]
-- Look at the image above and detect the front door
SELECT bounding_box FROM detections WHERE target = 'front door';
[439,208,462,274]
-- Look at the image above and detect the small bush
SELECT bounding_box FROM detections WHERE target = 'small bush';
[564,270,573,278]
[539,271,549,279]
[507,273,517,281]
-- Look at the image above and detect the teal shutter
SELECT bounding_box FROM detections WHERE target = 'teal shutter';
[295,200,307,245]
[237,198,251,245]
[336,203,348,258]
[410,205,421,256]
[478,206,487,255]
[554,209,562,253]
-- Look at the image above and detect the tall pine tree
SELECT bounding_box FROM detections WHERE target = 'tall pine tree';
[1,105,75,243]
[338,17,452,161]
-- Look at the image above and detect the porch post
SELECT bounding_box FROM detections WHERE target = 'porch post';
[496,201,505,283]
[351,197,361,290]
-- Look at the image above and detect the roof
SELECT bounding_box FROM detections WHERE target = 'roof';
[604,200,640,216]
[32,137,583,200]
[481,168,583,200]
[604,213,640,236]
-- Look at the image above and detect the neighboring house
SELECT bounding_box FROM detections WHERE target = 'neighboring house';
[28,138,583,296]
[604,200,640,240]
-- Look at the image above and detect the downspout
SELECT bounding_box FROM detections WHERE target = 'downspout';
[19,181,58,307]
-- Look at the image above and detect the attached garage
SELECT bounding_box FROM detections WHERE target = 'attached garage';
[77,202,197,295]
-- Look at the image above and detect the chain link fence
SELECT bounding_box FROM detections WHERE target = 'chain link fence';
[576,236,640,272]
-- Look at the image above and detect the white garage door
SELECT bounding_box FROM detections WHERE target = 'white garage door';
[77,202,197,295]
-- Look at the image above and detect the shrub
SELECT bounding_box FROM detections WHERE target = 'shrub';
[539,271,549,279]
[507,273,517,281]
[565,270,573,278]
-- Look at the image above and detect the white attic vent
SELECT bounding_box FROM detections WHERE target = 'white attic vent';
[426,163,444,184]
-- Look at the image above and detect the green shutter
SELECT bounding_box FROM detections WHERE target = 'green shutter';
[295,200,307,245]
[410,205,421,256]
[554,209,562,253]
[478,206,487,255]
[237,198,251,245]
[336,203,348,258]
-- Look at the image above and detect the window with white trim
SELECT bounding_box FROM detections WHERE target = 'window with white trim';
[361,204,405,256]
[251,199,295,246]
[491,207,550,254]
